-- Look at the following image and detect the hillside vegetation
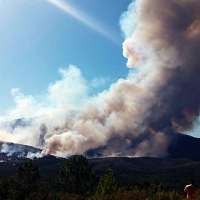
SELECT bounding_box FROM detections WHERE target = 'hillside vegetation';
[0,154,200,199]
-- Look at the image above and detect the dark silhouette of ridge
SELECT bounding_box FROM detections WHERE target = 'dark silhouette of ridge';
[167,132,200,160]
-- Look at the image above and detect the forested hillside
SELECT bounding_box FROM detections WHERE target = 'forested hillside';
[0,154,199,199]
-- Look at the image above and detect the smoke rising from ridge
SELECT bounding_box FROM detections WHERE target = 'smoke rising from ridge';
[1,0,200,157]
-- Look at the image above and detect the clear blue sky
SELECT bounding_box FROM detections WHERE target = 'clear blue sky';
[0,0,132,115]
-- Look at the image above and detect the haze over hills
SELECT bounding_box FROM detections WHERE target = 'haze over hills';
[0,140,42,159]
[0,124,199,161]
[85,131,200,161]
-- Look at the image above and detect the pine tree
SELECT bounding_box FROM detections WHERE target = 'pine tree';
[95,168,117,197]
[16,160,40,199]
[57,155,98,196]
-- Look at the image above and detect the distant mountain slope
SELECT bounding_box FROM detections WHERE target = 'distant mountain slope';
[0,141,42,158]
[86,132,200,160]
[167,132,200,160]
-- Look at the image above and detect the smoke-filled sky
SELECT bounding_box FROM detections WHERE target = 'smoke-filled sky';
[1,0,200,158]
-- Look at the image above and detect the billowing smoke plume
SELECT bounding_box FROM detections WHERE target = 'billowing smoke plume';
[121,0,200,132]
[1,0,200,158]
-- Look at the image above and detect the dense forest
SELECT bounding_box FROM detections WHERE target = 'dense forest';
[0,154,199,200]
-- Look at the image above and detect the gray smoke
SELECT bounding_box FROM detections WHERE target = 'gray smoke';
[38,123,47,147]
[121,0,200,132]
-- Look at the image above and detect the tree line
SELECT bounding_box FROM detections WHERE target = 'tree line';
[0,154,196,200]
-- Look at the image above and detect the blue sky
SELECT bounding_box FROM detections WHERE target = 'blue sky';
[0,0,132,115]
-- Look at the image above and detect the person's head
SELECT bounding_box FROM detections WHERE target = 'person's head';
[190,180,195,185]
